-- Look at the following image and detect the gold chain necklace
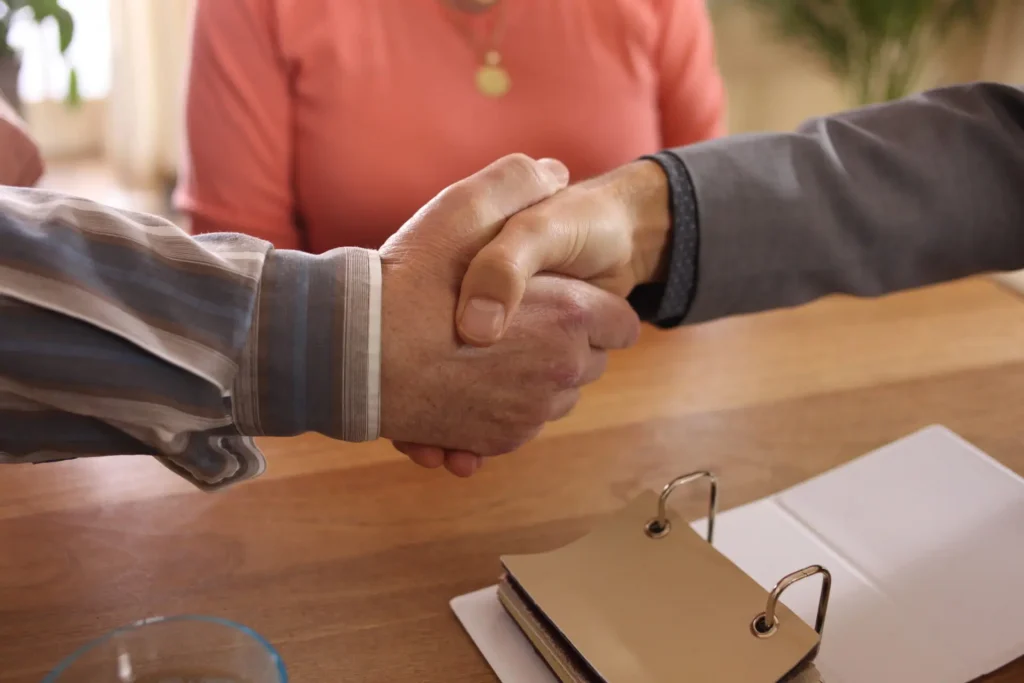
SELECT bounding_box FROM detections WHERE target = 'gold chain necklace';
[442,0,511,98]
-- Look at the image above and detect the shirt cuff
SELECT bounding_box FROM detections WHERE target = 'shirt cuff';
[627,150,701,328]
[233,246,381,442]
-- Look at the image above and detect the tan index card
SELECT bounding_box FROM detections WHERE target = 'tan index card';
[501,491,820,683]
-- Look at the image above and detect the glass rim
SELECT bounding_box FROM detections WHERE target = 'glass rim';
[43,614,288,682]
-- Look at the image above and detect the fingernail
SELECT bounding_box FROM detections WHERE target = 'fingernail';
[538,158,570,185]
[460,298,505,341]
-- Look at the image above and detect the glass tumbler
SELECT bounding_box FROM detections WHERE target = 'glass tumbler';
[44,615,287,683]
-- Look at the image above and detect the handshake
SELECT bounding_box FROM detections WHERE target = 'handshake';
[376,154,673,476]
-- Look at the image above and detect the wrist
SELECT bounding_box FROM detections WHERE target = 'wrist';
[617,160,672,285]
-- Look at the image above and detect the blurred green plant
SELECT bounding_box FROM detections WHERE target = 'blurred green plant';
[0,0,79,106]
[742,0,993,104]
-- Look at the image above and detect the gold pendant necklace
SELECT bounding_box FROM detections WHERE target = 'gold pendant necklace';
[476,49,511,98]
[443,0,511,98]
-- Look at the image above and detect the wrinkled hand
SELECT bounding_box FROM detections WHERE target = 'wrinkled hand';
[379,155,641,476]
[455,159,672,346]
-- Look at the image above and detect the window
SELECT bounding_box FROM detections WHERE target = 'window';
[7,0,111,102]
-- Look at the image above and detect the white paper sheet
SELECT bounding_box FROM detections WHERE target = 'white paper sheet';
[451,425,1024,682]
[451,585,560,683]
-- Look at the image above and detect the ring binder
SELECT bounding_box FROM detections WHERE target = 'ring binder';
[642,471,831,645]
[498,470,833,682]
[644,470,718,542]
[753,565,832,639]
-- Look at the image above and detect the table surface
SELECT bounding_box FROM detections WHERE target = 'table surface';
[2,278,1023,682]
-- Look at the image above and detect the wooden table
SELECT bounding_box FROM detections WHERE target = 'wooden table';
[2,278,1023,682]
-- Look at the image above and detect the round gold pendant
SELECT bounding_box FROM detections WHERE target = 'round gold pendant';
[476,65,511,97]
[476,50,510,97]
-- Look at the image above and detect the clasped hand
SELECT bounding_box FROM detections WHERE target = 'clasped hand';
[378,154,669,476]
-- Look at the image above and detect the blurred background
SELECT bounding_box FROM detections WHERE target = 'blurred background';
[3,0,1024,224]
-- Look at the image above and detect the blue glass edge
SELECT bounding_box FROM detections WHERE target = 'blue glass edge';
[42,614,288,683]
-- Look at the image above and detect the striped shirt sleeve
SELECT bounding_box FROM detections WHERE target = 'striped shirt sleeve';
[0,187,381,490]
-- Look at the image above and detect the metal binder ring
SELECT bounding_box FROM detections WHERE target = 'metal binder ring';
[751,565,832,640]
[644,471,718,544]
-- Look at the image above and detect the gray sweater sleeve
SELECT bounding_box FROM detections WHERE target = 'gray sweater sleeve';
[653,82,1024,326]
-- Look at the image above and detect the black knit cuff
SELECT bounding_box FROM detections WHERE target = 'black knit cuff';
[626,150,700,329]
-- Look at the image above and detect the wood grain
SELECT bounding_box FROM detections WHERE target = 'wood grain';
[0,278,1022,682]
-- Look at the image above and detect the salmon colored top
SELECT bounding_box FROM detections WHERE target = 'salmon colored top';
[176,0,726,251]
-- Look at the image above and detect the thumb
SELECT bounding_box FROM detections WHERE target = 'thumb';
[456,210,578,346]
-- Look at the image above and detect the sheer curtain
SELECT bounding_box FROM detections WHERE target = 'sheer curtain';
[7,0,191,184]
[7,0,111,103]
[106,0,192,188]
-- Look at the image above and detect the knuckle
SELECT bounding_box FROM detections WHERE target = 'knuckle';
[474,242,526,284]
[531,397,556,424]
[623,315,642,347]
[587,352,609,384]
[463,194,493,227]
[554,289,589,332]
[549,389,581,420]
[550,354,586,389]
[534,398,556,423]
[437,181,478,214]
[498,152,537,175]
[496,153,547,191]
[516,424,545,449]
[505,211,548,239]
[515,397,553,430]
